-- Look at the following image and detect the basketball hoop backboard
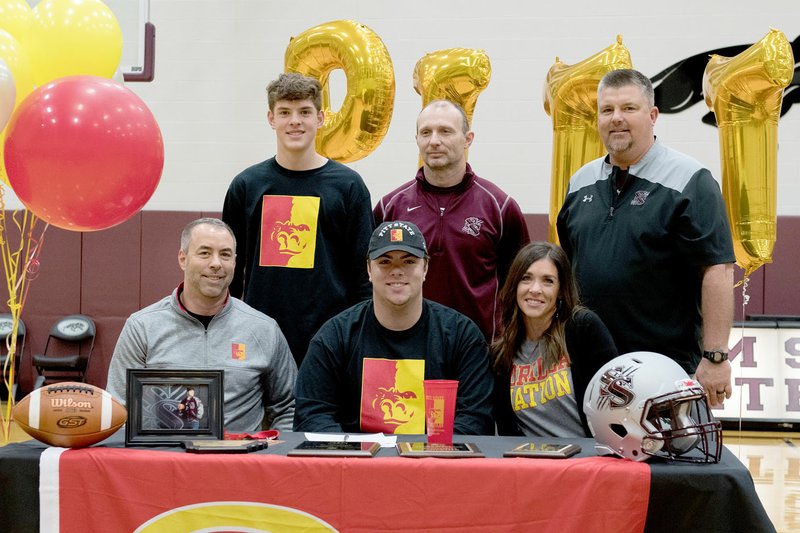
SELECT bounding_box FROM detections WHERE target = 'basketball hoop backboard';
[106,0,154,81]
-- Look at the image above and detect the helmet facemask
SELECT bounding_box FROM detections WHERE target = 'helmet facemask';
[640,386,722,463]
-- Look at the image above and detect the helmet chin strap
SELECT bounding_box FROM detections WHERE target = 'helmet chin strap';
[641,437,663,454]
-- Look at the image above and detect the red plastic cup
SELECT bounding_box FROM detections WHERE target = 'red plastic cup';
[424,380,458,444]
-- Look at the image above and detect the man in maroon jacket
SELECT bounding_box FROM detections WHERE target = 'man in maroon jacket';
[374,100,530,342]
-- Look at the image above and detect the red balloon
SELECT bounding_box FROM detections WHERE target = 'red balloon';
[3,75,163,231]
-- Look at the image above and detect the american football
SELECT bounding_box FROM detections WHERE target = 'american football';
[12,382,127,448]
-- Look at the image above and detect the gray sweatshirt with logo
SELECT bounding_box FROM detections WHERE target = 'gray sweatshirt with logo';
[106,287,297,432]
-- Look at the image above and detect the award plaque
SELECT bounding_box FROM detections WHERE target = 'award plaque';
[396,441,484,458]
[502,442,581,458]
[183,439,268,454]
[287,441,381,457]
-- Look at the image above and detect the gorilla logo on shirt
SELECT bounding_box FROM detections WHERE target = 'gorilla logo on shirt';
[360,358,425,434]
[372,387,417,428]
[271,220,311,256]
[260,195,320,268]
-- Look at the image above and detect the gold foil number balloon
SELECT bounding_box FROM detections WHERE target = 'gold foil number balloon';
[285,20,395,163]
[703,29,793,278]
[413,48,491,124]
[543,35,632,243]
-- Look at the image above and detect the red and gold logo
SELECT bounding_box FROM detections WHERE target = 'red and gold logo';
[232,343,246,361]
[360,358,424,434]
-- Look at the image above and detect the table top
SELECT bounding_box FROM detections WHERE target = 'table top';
[0,431,775,533]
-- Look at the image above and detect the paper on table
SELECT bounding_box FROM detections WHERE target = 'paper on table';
[304,432,397,448]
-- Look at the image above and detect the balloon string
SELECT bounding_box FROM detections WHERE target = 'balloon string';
[735,275,750,442]
[0,206,11,441]
[0,189,11,441]
[0,190,44,442]
[740,275,750,308]
[15,221,47,305]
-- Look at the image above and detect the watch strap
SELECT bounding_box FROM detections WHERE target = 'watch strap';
[702,350,728,363]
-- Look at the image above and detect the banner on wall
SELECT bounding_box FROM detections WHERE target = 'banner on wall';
[716,324,800,426]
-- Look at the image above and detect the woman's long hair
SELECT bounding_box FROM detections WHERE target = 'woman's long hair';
[491,242,583,373]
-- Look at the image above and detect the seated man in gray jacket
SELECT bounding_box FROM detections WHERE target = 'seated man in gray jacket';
[106,217,297,432]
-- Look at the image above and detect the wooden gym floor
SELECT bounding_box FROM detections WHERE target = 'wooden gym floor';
[0,408,794,532]
[724,431,798,532]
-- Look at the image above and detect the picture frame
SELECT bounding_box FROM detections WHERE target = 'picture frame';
[396,441,485,458]
[287,441,381,457]
[502,442,582,458]
[125,368,224,446]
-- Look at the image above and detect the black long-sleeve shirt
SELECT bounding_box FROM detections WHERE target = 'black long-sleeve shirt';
[294,299,494,435]
[222,157,373,364]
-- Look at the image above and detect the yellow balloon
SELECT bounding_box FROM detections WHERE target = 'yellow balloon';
[543,35,632,243]
[285,20,395,163]
[0,0,31,45]
[413,48,491,124]
[703,28,793,279]
[29,0,122,87]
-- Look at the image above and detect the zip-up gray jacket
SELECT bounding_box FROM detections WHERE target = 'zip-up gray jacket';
[107,286,297,432]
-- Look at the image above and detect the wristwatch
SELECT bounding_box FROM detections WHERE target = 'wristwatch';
[702,350,728,363]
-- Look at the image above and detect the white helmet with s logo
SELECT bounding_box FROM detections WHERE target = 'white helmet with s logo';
[583,351,722,462]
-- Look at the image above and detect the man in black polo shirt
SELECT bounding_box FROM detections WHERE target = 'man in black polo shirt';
[557,69,735,407]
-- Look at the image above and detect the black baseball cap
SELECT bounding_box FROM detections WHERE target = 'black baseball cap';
[368,221,427,260]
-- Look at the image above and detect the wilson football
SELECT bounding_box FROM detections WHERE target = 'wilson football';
[12,382,127,448]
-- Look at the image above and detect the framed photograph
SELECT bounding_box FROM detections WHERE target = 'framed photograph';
[125,369,224,446]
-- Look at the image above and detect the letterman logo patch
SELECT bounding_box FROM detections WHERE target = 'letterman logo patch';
[232,343,246,361]
[631,191,649,206]
[462,217,483,236]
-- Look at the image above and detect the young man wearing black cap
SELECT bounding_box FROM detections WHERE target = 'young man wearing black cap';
[293,221,494,435]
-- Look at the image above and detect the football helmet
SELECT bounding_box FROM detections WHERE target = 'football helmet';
[583,351,722,462]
